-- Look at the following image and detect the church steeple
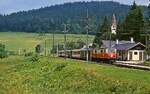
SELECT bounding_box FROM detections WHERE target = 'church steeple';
[111,14,117,34]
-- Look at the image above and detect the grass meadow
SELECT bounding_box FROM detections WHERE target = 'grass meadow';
[0,32,94,53]
[0,32,150,94]
[0,56,150,94]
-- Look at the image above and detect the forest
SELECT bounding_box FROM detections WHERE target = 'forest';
[0,1,134,34]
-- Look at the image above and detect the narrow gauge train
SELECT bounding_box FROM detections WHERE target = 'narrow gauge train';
[58,49,118,63]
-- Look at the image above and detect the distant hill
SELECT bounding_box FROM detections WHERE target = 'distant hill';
[0,1,147,34]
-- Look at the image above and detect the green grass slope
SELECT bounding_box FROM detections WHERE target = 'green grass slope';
[0,32,94,52]
[0,56,150,94]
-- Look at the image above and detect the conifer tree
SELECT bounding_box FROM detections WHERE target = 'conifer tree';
[146,1,150,55]
[121,1,144,43]
[148,2,150,26]
[131,1,137,10]
[93,16,110,47]
[116,20,123,40]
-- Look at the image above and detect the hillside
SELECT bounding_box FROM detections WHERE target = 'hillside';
[0,56,150,94]
[0,1,132,34]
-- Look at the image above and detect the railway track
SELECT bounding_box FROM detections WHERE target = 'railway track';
[60,56,150,71]
[113,62,150,71]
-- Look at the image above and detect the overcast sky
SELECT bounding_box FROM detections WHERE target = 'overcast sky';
[0,0,149,14]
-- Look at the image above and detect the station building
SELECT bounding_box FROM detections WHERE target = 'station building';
[96,38,146,63]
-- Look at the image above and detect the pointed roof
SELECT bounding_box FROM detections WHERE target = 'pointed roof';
[112,14,117,26]
[114,42,146,51]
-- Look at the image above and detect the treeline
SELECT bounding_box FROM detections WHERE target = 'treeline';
[0,1,132,34]
[94,1,149,46]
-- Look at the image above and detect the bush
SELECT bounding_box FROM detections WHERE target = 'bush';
[0,51,8,59]
[35,44,43,54]
[0,43,8,59]
[28,54,40,63]
[25,52,34,57]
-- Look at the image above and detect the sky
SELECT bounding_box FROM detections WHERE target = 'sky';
[0,0,149,14]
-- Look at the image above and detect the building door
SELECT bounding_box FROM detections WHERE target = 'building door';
[139,52,143,61]
[129,52,132,60]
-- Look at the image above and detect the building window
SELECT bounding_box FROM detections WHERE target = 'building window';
[129,52,132,60]
[134,52,138,55]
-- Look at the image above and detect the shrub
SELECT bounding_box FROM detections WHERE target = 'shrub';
[0,51,8,59]
[0,43,8,59]
[35,44,43,54]
[25,52,34,57]
[29,54,40,63]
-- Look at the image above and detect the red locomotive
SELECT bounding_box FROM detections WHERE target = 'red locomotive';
[92,52,118,63]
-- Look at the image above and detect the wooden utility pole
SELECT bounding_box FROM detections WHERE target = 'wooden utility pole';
[63,24,69,60]
[86,9,89,62]
[109,30,112,53]
[44,39,47,56]
[57,43,59,57]
[147,33,150,59]
[52,31,55,57]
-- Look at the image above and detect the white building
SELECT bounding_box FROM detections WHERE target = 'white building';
[111,14,117,35]
[97,38,146,63]
[114,42,146,63]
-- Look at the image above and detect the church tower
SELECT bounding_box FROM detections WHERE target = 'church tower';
[111,14,117,34]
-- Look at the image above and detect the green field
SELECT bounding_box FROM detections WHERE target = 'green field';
[0,32,94,53]
[0,32,150,94]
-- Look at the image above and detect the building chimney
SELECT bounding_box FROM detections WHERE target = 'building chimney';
[130,37,134,43]
[116,39,119,44]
